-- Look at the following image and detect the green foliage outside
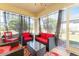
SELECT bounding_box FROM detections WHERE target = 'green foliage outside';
[8,19,20,31]
[8,19,29,31]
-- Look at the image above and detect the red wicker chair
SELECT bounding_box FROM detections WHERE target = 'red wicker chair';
[22,32,33,45]
[36,32,56,51]
[3,32,18,42]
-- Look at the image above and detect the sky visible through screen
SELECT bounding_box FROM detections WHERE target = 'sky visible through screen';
[70,7,79,15]
[61,6,79,33]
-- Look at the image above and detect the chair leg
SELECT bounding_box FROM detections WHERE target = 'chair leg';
[26,42,27,45]
[46,44,49,51]
[22,40,27,46]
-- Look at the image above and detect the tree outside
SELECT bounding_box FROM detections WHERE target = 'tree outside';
[8,18,29,32]
[42,18,57,33]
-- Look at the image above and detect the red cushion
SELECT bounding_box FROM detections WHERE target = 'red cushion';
[22,32,30,37]
[40,33,47,39]
[40,36,47,39]
[36,37,48,44]
[0,46,11,54]
[4,38,18,42]
[22,33,29,37]
[37,33,55,44]
[24,37,32,41]
[40,33,55,39]
[46,34,54,38]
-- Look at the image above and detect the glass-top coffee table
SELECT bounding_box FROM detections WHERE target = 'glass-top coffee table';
[27,33,46,56]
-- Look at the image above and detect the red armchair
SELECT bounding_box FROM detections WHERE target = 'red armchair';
[36,32,56,51]
[3,32,18,42]
[22,32,33,45]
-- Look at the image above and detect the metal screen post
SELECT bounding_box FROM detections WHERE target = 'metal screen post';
[55,10,63,46]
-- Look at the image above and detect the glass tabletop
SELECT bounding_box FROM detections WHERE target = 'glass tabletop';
[27,34,46,51]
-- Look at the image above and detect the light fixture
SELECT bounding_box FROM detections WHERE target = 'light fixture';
[34,3,47,6]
